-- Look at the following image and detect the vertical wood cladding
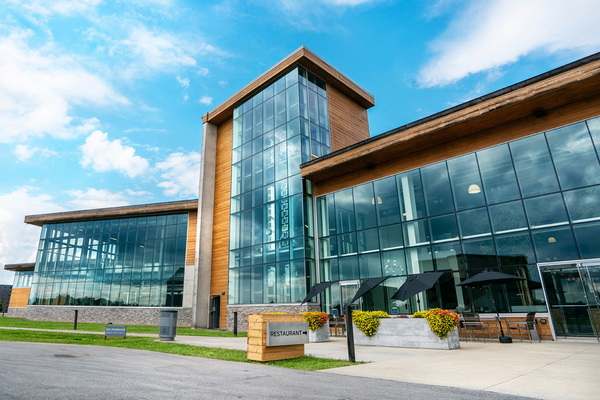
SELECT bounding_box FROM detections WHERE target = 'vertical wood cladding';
[185,210,197,265]
[315,95,600,196]
[210,117,233,329]
[9,288,30,308]
[328,85,370,152]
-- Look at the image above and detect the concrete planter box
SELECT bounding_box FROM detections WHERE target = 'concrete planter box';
[309,320,330,343]
[353,318,460,350]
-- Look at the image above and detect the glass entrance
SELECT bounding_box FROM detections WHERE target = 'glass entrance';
[539,261,600,340]
[340,280,361,312]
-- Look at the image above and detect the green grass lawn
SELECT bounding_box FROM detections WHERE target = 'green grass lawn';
[0,317,246,337]
[0,329,357,371]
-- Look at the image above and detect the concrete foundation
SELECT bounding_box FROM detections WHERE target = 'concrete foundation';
[227,304,319,332]
[7,306,193,327]
[353,318,460,350]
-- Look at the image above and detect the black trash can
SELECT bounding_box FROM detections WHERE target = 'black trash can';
[159,310,178,341]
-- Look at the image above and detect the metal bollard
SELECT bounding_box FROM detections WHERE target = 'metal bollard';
[74,310,78,330]
[233,312,238,337]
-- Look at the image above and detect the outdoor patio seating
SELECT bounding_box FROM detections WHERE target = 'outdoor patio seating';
[506,312,540,343]
[461,312,492,342]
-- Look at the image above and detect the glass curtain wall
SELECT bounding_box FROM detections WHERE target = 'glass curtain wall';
[228,66,327,305]
[13,271,34,288]
[29,214,188,307]
[318,116,600,315]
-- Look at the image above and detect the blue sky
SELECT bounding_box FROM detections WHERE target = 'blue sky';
[1,0,600,284]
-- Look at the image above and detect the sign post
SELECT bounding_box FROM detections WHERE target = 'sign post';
[105,325,127,340]
[345,304,355,363]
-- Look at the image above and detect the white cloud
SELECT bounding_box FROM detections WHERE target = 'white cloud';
[0,186,66,285]
[155,152,200,197]
[80,130,150,178]
[199,96,213,106]
[14,145,58,162]
[197,67,209,76]
[0,29,127,143]
[184,94,189,101]
[176,76,190,88]
[10,0,102,18]
[418,0,600,87]
[218,80,228,86]
[66,188,151,209]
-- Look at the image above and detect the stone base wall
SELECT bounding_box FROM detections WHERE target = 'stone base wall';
[227,304,319,332]
[6,307,28,319]
[7,306,192,327]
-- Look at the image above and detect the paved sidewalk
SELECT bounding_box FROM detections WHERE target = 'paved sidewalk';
[2,326,598,399]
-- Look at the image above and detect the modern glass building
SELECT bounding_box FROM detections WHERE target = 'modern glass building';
[6,47,600,339]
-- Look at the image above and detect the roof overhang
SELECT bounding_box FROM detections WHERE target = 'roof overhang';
[4,263,35,272]
[202,46,375,126]
[301,52,600,184]
[24,199,199,227]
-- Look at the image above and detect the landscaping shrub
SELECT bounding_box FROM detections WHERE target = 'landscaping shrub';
[301,312,329,332]
[352,310,389,337]
[412,308,459,339]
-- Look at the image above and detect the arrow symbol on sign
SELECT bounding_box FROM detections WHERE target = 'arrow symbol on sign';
[302,331,308,335]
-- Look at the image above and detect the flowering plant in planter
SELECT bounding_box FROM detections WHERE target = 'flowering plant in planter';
[301,311,329,332]
[412,308,460,339]
[352,310,390,337]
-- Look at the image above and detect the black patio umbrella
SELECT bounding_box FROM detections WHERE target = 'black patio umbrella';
[455,269,526,342]
[301,281,337,305]
[391,271,444,311]
[350,276,391,304]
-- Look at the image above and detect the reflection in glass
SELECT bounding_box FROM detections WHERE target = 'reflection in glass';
[359,253,382,279]
[433,242,464,271]
[572,221,600,259]
[353,183,377,231]
[495,232,536,266]
[462,238,497,270]
[531,226,578,262]
[405,246,434,274]
[524,193,569,228]
[379,224,403,250]
[397,170,426,221]
[447,154,486,211]
[489,200,527,234]
[374,177,401,226]
[457,207,491,238]
[563,185,600,223]
[510,134,560,197]
[545,122,600,190]
[421,162,454,216]
[339,256,359,280]
[429,214,459,243]
[477,144,521,204]
[403,220,430,247]
[381,249,406,276]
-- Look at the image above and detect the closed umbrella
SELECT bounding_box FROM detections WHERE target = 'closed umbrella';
[391,271,444,311]
[301,281,337,305]
[455,269,526,343]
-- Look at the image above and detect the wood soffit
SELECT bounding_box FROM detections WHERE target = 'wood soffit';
[301,53,600,183]
[202,46,375,126]
[4,263,35,272]
[24,200,199,227]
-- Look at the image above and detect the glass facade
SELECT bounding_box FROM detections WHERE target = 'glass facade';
[317,116,600,315]
[29,214,188,307]
[13,271,33,288]
[228,66,328,304]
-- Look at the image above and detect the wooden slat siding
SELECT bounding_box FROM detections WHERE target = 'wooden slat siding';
[246,314,305,362]
[203,47,374,126]
[302,60,600,184]
[313,92,600,196]
[328,85,370,152]
[9,288,30,308]
[185,210,198,266]
[210,117,233,329]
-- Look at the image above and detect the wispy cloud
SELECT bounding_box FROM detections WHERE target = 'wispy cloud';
[176,76,190,88]
[155,152,200,197]
[418,0,600,87]
[0,29,126,143]
[199,96,213,106]
[14,145,58,162]
[80,130,150,178]
[66,188,151,209]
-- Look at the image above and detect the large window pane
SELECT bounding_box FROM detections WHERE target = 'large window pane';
[545,122,600,190]
[462,238,497,270]
[335,189,355,234]
[457,207,491,238]
[286,84,299,122]
[359,253,382,279]
[447,154,486,211]
[405,246,434,274]
[433,242,464,271]
[402,220,430,247]
[523,193,568,229]
[429,214,459,243]
[353,183,377,231]
[339,256,359,280]
[510,134,560,198]
[381,249,406,276]
[396,170,426,221]
[531,226,579,262]
[563,185,600,223]
[489,200,528,234]
[421,162,454,216]
[573,221,600,259]
[374,177,401,226]
[317,194,336,237]
[379,224,403,250]
[338,233,357,255]
[495,232,536,266]
[357,228,379,253]
[477,145,521,204]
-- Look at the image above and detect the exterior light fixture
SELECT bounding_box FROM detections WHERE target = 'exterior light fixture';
[548,237,557,243]
[468,184,481,194]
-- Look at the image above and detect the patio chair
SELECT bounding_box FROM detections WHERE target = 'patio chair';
[461,312,492,343]
[506,312,540,343]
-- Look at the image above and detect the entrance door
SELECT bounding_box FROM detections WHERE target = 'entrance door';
[209,295,220,329]
[339,280,361,312]
[539,262,600,340]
